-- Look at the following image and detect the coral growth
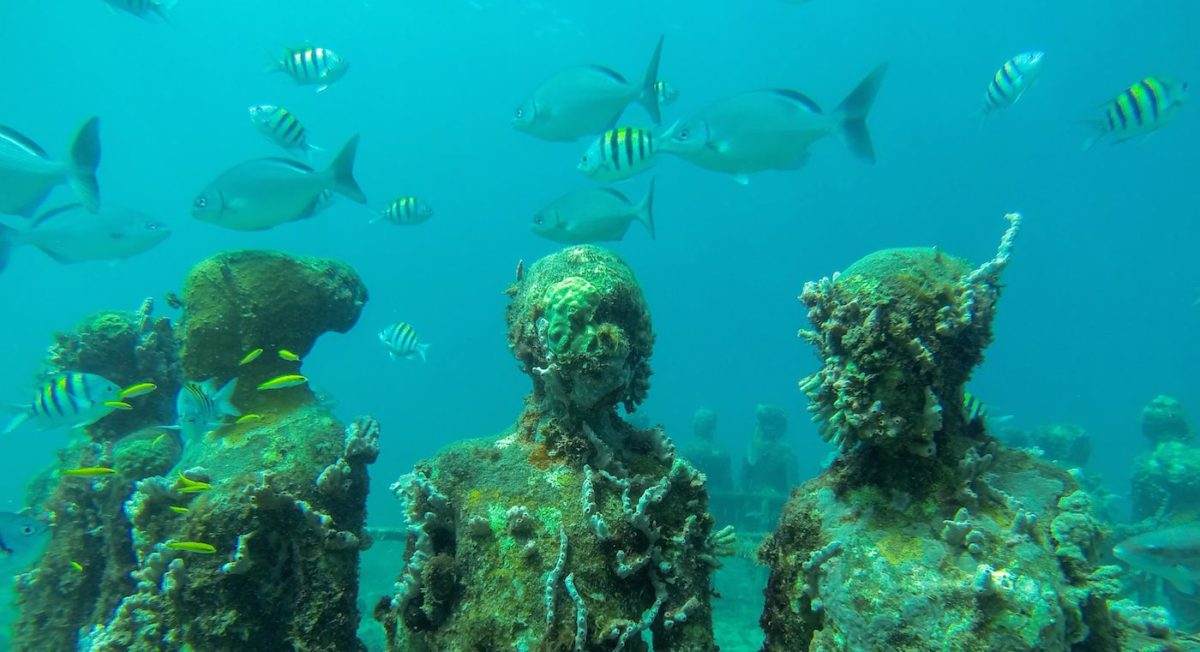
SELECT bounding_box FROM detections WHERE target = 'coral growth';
[1142,395,1192,445]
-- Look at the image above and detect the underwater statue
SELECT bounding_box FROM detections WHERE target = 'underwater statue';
[14,250,378,651]
[375,245,730,650]
[740,404,797,497]
[682,407,733,494]
[759,214,1192,649]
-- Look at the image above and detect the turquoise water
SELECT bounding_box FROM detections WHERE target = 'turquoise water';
[0,1,1196,648]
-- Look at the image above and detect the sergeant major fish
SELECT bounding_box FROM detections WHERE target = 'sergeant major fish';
[0,204,169,266]
[0,512,49,572]
[531,179,655,244]
[578,126,673,182]
[375,196,433,226]
[660,64,887,184]
[513,36,665,141]
[0,117,101,218]
[1114,524,1200,595]
[983,51,1045,114]
[192,135,366,231]
[271,46,348,93]
[1084,77,1187,150]
[175,379,239,440]
[248,105,320,156]
[4,372,122,434]
[379,322,429,362]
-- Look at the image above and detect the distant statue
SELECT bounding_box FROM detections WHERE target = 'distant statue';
[682,407,732,493]
[742,404,798,495]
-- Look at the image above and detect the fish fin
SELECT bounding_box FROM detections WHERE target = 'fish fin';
[36,246,77,265]
[1080,119,1108,151]
[733,174,751,186]
[33,203,83,227]
[67,117,102,212]
[307,142,325,155]
[637,35,665,125]
[714,140,733,154]
[417,343,430,363]
[388,351,397,361]
[3,409,29,435]
[835,63,888,164]
[316,84,330,94]
[326,135,367,204]
[212,378,241,418]
[1167,567,1197,595]
[637,177,656,239]
[151,0,178,21]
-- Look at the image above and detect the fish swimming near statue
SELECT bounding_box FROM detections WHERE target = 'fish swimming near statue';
[174,379,240,440]
[0,511,49,572]
[1114,524,1200,594]
[513,36,664,141]
[531,179,655,244]
[379,322,430,362]
[4,372,123,435]
[0,204,170,266]
[0,117,101,217]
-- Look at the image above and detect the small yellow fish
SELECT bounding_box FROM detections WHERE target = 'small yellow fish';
[165,541,216,554]
[119,382,157,399]
[70,561,84,572]
[236,414,263,425]
[104,401,133,410]
[257,374,308,391]
[152,434,166,446]
[175,472,212,493]
[169,506,190,515]
[278,349,301,362]
[239,348,264,365]
[63,467,117,477]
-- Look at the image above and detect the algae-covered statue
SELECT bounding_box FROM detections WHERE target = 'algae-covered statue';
[15,250,378,651]
[760,214,1189,649]
[376,245,730,650]
[682,407,733,494]
[740,404,797,496]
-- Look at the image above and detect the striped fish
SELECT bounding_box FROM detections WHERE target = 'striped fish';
[578,126,659,182]
[379,322,429,362]
[1085,77,1188,150]
[4,372,122,434]
[102,0,177,21]
[175,379,239,440]
[655,80,679,107]
[376,196,433,226]
[984,51,1045,114]
[271,46,348,93]
[962,391,988,426]
[248,105,319,156]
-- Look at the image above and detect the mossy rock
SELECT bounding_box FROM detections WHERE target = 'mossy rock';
[113,427,181,480]
[837,247,970,314]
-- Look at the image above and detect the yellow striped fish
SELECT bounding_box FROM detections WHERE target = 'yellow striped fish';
[271,46,348,93]
[984,51,1045,114]
[962,392,988,426]
[375,197,433,226]
[4,372,122,434]
[1085,77,1188,150]
[578,127,659,182]
[248,105,319,156]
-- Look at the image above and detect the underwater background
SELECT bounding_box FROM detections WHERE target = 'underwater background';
[0,1,1196,649]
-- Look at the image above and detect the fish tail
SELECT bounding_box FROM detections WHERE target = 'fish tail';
[637,35,665,125]
[835,63,888,164]
[213,378,241,418]
[637,177,656,239]
[68,117,102,212]
[1080,118,1108,151]
[417,343,430,363]
[327,135,367,204]
[4,411,28,435]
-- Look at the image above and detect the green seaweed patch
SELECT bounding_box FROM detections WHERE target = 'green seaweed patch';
[875,532,925,566]
[535,507,562,534]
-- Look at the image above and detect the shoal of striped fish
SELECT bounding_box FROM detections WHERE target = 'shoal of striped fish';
[102,0,177,21]
[0,117,101,219]
[983,51,1045,114]
[379,322,430,362]
[175,379,240,440]
[578,126,663,182]
[655,80,679,108]
[4,372,122,435]
[248,105,319,156]
[271,46,348,93]
[1084,77,1188,150]
[375,196,433,226]
[257,374,308,391]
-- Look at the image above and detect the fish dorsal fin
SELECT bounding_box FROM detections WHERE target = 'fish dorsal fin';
[0,125,48,158]
[599,187,631,203]
[587,65,629,85]
[34,203,84,227]
[769,89,824,114]
[260,157,315,173]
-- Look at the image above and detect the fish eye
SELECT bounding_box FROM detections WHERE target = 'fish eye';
[194,197,207,209]
[22,526,32,535]
[146,222,160,230]
[533,215,543,225]
[678,129,689,140]
[515,108,524,119]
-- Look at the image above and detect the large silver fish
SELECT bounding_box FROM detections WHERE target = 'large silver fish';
[0,204,169,266]
[1114,523,1200,594]
[0,511,49,572]
[192,136,366,231]
[531,179,654,244]
[0,117,101,217]
[660,64,887,184]
[513,36,664,142]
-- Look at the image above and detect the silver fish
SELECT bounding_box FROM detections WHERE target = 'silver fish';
[102,0,177,21]
[192,136,366,231]
[248,105,319,156]
[531,179,655,244]
[0,117,101,217]
[0,204,169,265]
[379,322,429,362]
[175,379,239,440]
[271,46,348,93]
[0,512,49,571]
[660,64,887,184]
[1115,524,1200,595]
[513,36,664,141]
[4,372,122,434]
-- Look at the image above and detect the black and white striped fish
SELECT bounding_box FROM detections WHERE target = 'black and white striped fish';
[175,379,239,440]
[984,51,1045,114]
[1084,77,1188,150]
[379,322,429,362]
[271,46,348,93]
[248,105,320,156]
[102,0,177,21]
[578,126,660,182]
[375,196,433,226]
[4,372,122,434]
